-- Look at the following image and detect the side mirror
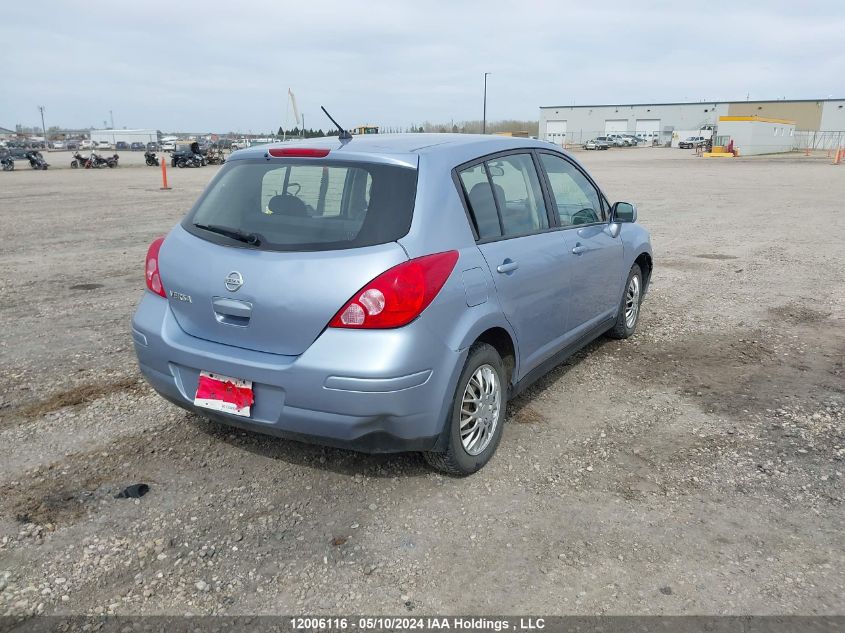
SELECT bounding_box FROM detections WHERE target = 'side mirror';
[611,201,637,223]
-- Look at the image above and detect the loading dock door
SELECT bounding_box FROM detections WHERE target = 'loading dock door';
[546,120,567,144]
[635,119,660,142]
[604,119,628,133]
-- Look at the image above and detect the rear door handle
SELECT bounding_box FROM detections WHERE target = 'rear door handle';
[496,259,519,274]
[571,243,585,255]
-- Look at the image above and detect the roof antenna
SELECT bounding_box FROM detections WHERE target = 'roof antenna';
[321,106,352,140]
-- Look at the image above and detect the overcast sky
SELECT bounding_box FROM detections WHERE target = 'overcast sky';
[3,1,844,133]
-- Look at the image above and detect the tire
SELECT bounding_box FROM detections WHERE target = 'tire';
[423,343,507,476]
[71,160,79,169]
[177,160,186,168]
[607,264,643,339]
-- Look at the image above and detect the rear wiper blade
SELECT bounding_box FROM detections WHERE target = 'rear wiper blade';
[193,223,261,246]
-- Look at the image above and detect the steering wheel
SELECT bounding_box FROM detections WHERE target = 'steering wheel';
[571,208,597,225]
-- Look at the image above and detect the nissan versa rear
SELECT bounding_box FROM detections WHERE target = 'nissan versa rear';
[132,134,652,475]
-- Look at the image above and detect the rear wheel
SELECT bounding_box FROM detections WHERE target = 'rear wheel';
[608,264,643,339]
[423,343,507,476]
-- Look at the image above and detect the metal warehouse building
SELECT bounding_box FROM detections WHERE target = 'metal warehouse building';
[539,98,845,148]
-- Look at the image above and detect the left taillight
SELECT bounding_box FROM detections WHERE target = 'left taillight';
[145,237,166,297]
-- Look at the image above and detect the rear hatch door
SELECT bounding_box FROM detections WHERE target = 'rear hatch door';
[160,227,407,356]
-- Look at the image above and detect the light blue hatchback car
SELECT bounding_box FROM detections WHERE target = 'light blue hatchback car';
[132,133,652,475]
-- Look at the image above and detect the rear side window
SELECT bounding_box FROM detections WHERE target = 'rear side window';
[486,154,549,236]
[458,152,549,240]
[458,164,502,239]
[185,160,417,251]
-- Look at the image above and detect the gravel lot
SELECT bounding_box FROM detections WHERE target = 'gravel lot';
[0,148,843,617]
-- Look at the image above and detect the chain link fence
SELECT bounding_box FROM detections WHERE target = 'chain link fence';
[793,130,845,150]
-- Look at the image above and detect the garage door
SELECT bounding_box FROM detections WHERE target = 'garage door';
[604,119,628,133]
[546,120,567,144]
[635,119,660,142]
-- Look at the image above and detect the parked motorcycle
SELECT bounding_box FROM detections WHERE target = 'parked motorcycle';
[88,151,107,168]
[144,151,159,166]
[1,152,14,171]
[71,152,91,169]
[205,148,226,165]
[25,151,49,170]
[177,153,204,168]
[89,152,119,168]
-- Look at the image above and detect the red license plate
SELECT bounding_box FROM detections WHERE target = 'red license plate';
[194,371,254,418]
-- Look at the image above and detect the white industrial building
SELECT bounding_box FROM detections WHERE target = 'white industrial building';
[539,98,845,149]
[715,116,796,156]
[89,129,159,146]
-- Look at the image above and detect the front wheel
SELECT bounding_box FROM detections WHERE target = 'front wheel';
[607,264,643,339]
[423,343,507,476]
[71,160,79,169]
[177,160,186,168]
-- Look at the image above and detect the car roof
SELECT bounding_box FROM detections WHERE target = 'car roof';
[228,133,559,168]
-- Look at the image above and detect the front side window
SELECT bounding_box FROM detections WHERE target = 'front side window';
[539,153,604,227]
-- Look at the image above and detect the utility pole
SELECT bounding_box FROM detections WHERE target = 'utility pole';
[482,72,490,134]
[110,110,114,129]
[38,106,47,143]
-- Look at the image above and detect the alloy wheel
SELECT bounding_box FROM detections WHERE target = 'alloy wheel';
[625,275,641,329]
[460,364,501,456]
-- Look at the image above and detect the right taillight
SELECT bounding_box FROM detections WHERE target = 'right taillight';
[145,237,166,297]
[328,251,459,329]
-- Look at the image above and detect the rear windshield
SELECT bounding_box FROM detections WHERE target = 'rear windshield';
[183,159,418,252]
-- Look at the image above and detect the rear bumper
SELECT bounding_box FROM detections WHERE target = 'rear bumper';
[131,293,465,453]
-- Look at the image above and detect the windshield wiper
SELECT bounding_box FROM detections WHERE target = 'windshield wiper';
[193,223,261,246]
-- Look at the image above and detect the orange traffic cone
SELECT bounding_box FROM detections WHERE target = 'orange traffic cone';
[160,154,171,190]
[834,149,842,165]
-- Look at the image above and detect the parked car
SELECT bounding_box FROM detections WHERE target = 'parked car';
[606,134,633,147]
[130,142,145,151]
[146,142,160,152]
[51,141,65,150]
[679,136,707,149]
[66,141,79,151]
[115,141,130,151]
[96,141,112,150]
[80,140,94,150]
[621,134,641,146]
[132,134,652,475]
[595,136,617,147]
[583,139,610,150]
[161,140,177,152]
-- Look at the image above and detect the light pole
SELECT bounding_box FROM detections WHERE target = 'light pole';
[38,106,47,143]
[482,72,490,134]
